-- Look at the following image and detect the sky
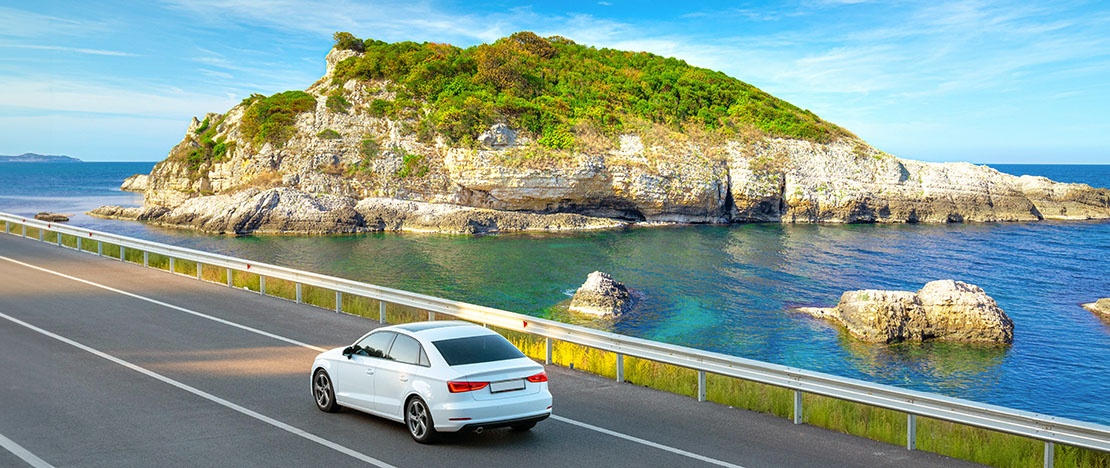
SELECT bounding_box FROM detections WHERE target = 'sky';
[1,1,1108,164]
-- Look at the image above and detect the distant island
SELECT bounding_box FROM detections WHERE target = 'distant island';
[0,153,82,163]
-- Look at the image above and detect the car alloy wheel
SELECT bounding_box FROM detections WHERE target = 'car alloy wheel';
[405,397,437,443]
[313,369,339,413]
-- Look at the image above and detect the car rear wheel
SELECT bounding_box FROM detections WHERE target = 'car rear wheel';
[313,369,340,413]
[405,396,437,444]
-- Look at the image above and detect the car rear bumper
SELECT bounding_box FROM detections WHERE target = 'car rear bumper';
[458,413,550,432]
[431,390,552,432]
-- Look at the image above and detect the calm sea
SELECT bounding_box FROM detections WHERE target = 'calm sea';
[3,162,1110,424]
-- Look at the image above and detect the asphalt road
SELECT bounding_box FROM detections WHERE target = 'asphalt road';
[0,233,982,468]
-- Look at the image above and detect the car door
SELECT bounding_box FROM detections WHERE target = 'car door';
[372,333,429,418]
[332,331,396,411]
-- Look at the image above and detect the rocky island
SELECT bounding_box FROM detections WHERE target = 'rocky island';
[798,280,1014,344]
[93,32,1110,235]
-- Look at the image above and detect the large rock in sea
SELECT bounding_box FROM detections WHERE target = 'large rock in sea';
[800,280,1014,344]
[569,271,633,317]
[1083,298,1110,317]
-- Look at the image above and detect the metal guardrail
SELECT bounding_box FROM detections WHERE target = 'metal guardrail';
[3,212,1107,466]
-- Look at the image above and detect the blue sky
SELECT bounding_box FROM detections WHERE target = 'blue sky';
[2,1,1108,163]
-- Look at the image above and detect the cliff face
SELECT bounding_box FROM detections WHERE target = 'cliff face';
[92,46,1110,235]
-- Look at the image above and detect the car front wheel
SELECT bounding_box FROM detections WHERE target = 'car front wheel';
[313,369,340,413]
[405,396,437,444]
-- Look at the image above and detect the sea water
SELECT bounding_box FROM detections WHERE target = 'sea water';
[2,162,1109,424]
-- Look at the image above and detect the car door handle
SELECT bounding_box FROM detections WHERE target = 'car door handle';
[366,369,375,375]
[399,374,409,382]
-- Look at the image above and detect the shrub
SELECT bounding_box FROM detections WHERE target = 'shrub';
[239,90,316,149]
[333,31,364,52]
[326,93,351,113]
[395,151,428,178]
[317,129,341,139]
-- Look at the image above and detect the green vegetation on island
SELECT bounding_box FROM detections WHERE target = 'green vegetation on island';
[329,31,851,149]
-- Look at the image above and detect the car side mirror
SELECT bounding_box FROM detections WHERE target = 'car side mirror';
[342,346,355,359]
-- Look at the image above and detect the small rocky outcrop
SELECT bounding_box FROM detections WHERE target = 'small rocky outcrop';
[569,271,633,317]
[798,280,1014,344]
[1082,298,1110,317]
[120,174,148,192]
[34,212,69,222]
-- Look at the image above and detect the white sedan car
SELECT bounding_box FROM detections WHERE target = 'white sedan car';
[311,321,552,443]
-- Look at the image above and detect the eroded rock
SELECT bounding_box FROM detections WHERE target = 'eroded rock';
[799,280,1013,344]
[569,271,633,317]
[1082,298,1110,317]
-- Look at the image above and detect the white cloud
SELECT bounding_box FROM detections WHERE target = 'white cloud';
[0,76,236,118]
[0,43,138,56]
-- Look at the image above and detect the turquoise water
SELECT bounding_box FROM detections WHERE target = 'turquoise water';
[2,162,1110,424]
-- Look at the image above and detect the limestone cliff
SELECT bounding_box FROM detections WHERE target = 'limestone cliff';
[91,37,1110,235]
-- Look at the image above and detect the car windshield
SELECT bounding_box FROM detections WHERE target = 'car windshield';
[432,334,526,366]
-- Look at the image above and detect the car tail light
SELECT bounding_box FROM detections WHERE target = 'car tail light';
[447,380,489,393]
[526,372,548,383]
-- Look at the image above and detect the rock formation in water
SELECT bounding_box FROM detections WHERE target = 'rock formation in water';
[798,280,1014,344]
[569,271,633,317]
[1083,298,1110,317]
[34,212,70,222]
[90,32,1110,235]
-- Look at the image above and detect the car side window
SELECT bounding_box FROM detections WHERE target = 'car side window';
[354,331,396,359]
[387,335,428,367]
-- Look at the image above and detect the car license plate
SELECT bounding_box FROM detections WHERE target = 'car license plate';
[489,379,525,393]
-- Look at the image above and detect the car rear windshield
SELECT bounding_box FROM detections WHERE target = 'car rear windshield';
[433,334,526,366]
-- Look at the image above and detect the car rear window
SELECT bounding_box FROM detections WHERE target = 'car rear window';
[432,334,526,366]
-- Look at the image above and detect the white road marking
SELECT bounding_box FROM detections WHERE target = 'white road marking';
[2,252,747,468]
[550,415,746,468]
[0,433,55,468]
[0,311,396,468]
[0,255,326,352]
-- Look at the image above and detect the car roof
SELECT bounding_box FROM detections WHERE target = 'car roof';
[387,320,498,341]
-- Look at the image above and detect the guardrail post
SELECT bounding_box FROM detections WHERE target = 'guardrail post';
[170,257,175,274]
[296,283,303,304]
[39,229,44,241]
[428,311,435,321]
[120,246,126,261]
[259,276,266,295]
[379,301,386,324]
[97,240,102,257]
[793,390,803,424]
[335,291,342,313]
[22,224,27,238]
[698,371,707,402]
[226,268,233,287]
[616,354,624,383]
[907,414,917,450]
[77,236,82,251]
[545,337,553,365]
[1045,442,1054,468]
[143,251,148,267]
[197,263,203,281]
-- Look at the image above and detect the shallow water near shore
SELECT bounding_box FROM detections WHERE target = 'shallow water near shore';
[3,162,1110,424]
